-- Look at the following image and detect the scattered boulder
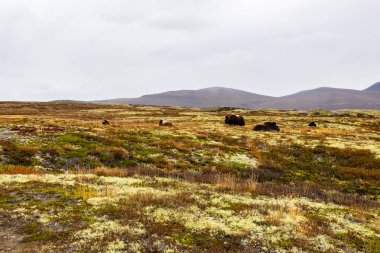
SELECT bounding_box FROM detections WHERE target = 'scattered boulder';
[159,120,173,126]
[309,122,317,127]
[102,120,110,125]
[253,122,280,132]
[225,114,245,126]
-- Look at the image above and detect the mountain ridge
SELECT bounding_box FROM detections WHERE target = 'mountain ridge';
[365,82,380,91]
[89,82,380,109]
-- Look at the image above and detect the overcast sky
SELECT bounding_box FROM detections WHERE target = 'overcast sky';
[0,0,379,101]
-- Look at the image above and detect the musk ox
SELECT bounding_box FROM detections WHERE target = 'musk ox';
[264,122,279,130]
[102,120,110,125]
[309,122,317,127]
[253,122,280,132]
[252,124,266,131]
[159,119,173,127]
[225,114,245,126]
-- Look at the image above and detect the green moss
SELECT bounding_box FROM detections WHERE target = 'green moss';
[217,161,250,171]
[0,194,11,209]
[365,239,380,253]
[173,231,227,250]
[58,134,88,145]
[275,238,295,249]
[22,222,59,242]
[2,143,39,166]
[260,144,380,196]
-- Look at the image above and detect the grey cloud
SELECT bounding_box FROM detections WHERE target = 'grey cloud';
[147,17,207,32]
[0,0,379,101]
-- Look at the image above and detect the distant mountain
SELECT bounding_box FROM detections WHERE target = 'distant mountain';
[93,83,380,109]
[94,87,274,108]
[365,82,380,92]
[260,87,380,110]
[50,100,87,103]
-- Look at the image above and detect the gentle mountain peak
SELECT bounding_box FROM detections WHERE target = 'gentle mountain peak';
[365,82,380,91]
[309,87,333,91]
[198,86,253,93]
[93,82,380,109]
[290,86,334,95]
[199,86,237,91]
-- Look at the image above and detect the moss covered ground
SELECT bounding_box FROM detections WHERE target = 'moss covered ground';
[0,102,379,252]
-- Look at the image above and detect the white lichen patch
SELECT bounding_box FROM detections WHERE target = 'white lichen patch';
[228,154,258,168]
[325,137,380,158]
[215,153,258,168]
[0,173,379,252]
[74,219,128,246]
[99,176,144,186]
[105,239,126,253]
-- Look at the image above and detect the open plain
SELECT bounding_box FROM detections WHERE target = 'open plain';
[0,102,379,252]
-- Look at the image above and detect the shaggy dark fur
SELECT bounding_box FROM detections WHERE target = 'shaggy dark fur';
[253,122,280,132]
[225,114,245,126]
[309,122,317,127]
[253,124,266,131]
[159,119,173,126]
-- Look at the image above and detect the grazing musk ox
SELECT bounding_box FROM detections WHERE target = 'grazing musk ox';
[253,122,280,132]
[309,122,317,127]
[225,114,245,126]
[159,119,173,126]
[102,120,110,125]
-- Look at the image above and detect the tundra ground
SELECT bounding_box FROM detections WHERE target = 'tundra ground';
[0,102,379,252]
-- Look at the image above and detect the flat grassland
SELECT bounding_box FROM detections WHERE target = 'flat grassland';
[0,102,379,252]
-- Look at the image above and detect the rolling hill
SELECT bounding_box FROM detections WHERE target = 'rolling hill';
[93,83,380,109]
[94,87,274,108]
[260,87,380,110]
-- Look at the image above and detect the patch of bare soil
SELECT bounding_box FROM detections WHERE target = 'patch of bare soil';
[0,227,25,253]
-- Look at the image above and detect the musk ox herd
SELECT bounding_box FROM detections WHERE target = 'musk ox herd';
[224,114,282,131]
[225,114,316,131]
[102,114,317,131]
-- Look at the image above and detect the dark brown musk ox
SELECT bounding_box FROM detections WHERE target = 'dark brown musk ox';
[225,114,245,126]
[159,119,173,127]
[102,120,110,125]
[309,122,317,127]
[253,122,280,132]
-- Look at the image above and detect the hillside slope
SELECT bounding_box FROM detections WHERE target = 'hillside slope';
[94,83,380,109]
[94,87,274,108]
[365,82,380,92]
[261,87,380,109]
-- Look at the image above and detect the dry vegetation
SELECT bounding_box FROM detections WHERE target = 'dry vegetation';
[0,102,379,252]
